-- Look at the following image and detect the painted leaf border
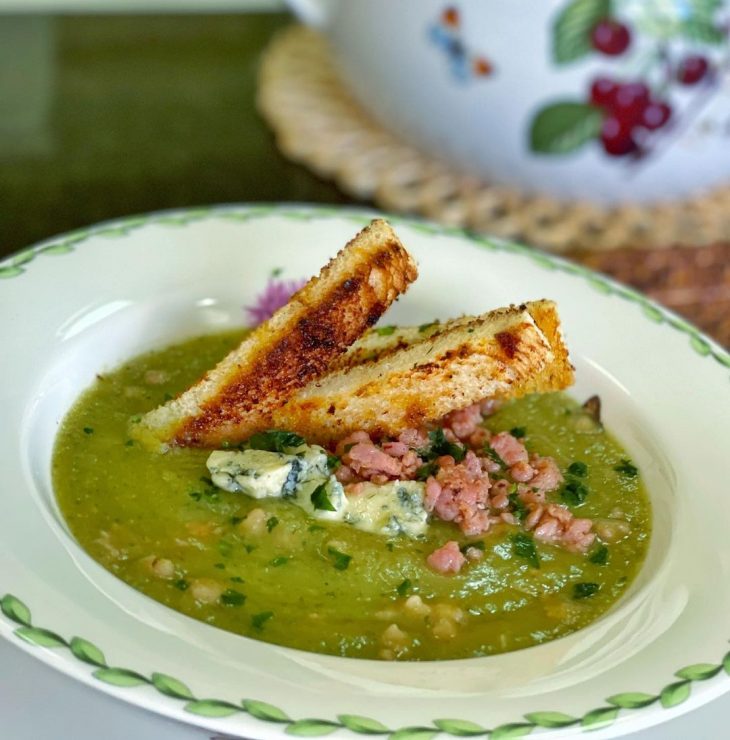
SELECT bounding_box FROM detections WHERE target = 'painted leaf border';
[0,205,729,734]
[0,203,727,374]
[2,593,729,736]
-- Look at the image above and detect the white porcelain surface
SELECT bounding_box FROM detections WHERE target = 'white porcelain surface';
[287,0,730,204]
[0,205,729,739]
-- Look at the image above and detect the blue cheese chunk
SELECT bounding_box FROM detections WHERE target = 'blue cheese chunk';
[345,481,428,538]
[207,449,299,498]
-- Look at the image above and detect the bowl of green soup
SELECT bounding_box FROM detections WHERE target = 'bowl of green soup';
[1,205,728,738]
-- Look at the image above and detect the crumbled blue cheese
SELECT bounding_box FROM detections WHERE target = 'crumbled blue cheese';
[345,481,428,538]
[206,445,428,538]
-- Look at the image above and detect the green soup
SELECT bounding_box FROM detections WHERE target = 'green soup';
[53,331,651,661]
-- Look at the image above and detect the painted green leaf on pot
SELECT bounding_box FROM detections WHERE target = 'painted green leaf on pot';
[0,266,24,279]
[15,626,67,648]
[681,18,725,44]
[523,711,578,728]
[388,728,439,740]
[151,672,195,699]
[690,334,711,356]
[433,718,486,736]
[675,663,722,681]
[723,651,730,675]
[529,103,604,155]
[337,715,390,734]
[553,0,612,63]
[580,706,619,729]
[0,594,31,626]
[244,699,291,722]
[10,250,35,266]
[184,699,240,718]
[69,636,107,667]
[642,304,664,323]
[93,667,148,687]
[488,724,534,739]
[660,680,691,708]
[286,719,341,736]
[41,244,75,255]
[606,692,657,709]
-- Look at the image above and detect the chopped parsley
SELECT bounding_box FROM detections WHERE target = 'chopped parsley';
[567,461,588,477]
[83,426,94,435]
[483,444,507,470]
[511,533,540,568]
[188,491,202,502]
[217,540,233,557]
[396,578,412,597]
[270,556,289,567]
[248,430,306,453]
[266,516,279,533]
[510,427,527,438]
[163,392,173,401]
[326,453,341,472]
[375,325,396,336]
[328,546,352,571]
[561,479,589,507]
[415,460,439,481]
[270,267,283,278]
[229,515,243,526]
[614,459,639,477]
[311,482,336,512]
[418,320,440,332]
[213,562,225,570]
[508,492,528,521]
[420,428,466,463]
[251,611,274,630]
[589,544,609,565]
[129,414,142,423]
[173,578,189,591]
[124,439,134,447]
[308,524,325,533]
[229,575,245,583]
[573,582,600,599]
[220,589,246,606]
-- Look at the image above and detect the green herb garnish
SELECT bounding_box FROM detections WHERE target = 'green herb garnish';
[415,460,439,481]
[270,556,289,567]
[328,546,352,571]
[511,533,540,568]
[510,427,527,438]
[375,325,396,336]
[220,588,246,606]
[614,459,639,477]
[418,320,440,332]
[124,439,134,447]
[326,453,341,472]
[248,430,306,453]
[229,575,245,583]
[270,267,283,278]
[396,578,412,597]
[567,461,588,477]
[266,516,279,533]
[188,491,202,502]
[229,515,243,526]
[311,482,336,511]
[483,444,507,470]
[213,562,225,570]
[589,545,609,565]
[83,426,94,435]
[573,582,600,599]
[308,524,325,533]
[420,428,466,463]
[561,479,589,506]
[251,611,274,630]
[217,540,233,557]
[508,492,528,521]
[173,578,189,591]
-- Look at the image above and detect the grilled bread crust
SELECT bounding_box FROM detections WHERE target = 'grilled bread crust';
[137,219,418,447]
[270,301,573,444]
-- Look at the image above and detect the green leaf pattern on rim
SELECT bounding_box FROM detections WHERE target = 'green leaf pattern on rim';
[0,206,728,735]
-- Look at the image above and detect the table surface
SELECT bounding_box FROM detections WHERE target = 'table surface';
[0,12,727,738]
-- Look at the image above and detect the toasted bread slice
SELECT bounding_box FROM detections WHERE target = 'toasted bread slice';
[137,219,418,447]
[270,301,573,444]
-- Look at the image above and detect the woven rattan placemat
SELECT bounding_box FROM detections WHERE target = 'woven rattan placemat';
[257,26,730,347]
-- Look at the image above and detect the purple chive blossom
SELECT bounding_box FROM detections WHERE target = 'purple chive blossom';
[244,277,306,326]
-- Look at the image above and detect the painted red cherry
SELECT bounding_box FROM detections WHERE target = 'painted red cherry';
[442,7,460,27]
[591,19,631,56]
[677,55,709,85]
[601,117,636,156]
[641,101,672,130]
[590,77,618,108]
[612,82,650,125]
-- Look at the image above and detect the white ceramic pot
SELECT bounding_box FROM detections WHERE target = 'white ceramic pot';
[286,0,730,205]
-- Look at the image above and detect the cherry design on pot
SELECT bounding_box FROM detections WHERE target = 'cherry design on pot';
[529,0,728,163]
[429,6,495,82]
